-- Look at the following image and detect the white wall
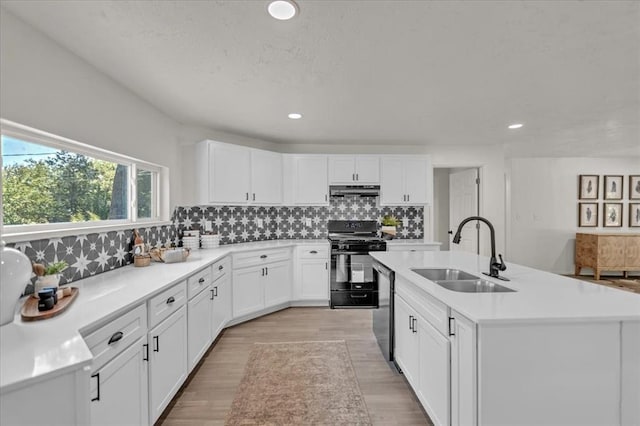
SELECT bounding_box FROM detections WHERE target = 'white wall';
[433,168,450,250]
[508,157,640,274]
[0,9,182,209]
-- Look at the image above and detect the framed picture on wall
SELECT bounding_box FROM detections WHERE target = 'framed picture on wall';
[578,175,599,200]
[603,175,623,200]
[578,203,598,227]
[630,175,640,200]
[603,203,623,227]
[630,203,640,227]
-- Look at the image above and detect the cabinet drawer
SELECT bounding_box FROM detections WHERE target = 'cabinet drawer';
[298,245,329,259]
[396,276,449,336]
[148,281,187,329]
[84,303,147,371]
[212,257,231,283]
[187,266,212,299]
[233,248,291,269]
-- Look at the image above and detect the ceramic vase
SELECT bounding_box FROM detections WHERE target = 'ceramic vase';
[0,242,32,326]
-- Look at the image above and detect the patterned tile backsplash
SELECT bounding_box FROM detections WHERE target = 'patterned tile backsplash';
[8,196,422,294]
[173,196,424,245]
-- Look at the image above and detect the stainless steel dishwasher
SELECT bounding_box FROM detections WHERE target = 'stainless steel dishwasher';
[372,261,394,362]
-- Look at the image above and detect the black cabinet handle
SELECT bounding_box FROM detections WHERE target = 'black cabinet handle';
[91,372,100,402]
[166,296,175,304]
[153,335,159,352]
[261,268,265,276]
[407,194,410,202]
[143,343,149,361]
[325,262,328,270]
[218,265,224,271]
[356,173,359,181]
[409,315,414,331]
[352,173,355,181]
[260,254,267,259]
[198,277,205,283]
[449,317,456,336]
[349,294,367,298]
[246,192,249,200]
[265,267,268,276]
[412,317,417,333]
[210,289,215,300]
[253,193,256,201]
[325,194,328,201]
[214,286,218,297]
[107,331,123,345]
[310,250,318,254]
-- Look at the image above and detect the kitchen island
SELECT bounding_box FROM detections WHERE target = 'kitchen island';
[370,250,640,426]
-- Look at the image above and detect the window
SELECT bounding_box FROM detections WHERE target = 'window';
[1,120,168,239]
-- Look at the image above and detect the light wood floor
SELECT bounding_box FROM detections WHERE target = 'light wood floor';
[159,307,432,426]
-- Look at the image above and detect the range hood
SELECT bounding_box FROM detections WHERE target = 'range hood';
[329,185,380,197]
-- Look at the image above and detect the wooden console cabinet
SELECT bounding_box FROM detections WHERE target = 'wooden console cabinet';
[575,233,640,279]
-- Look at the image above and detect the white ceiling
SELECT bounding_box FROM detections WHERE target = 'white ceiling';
[2,0,639,156]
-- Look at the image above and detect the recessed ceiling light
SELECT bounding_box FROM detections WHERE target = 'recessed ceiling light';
[288,113,302,119]
[268,0,298,20]
[508,123,524,129]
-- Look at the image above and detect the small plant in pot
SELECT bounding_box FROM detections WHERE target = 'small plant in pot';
[381,215,399,239]
[32,261,68,296]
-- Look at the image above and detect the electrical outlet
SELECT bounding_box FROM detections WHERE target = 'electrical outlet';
[402,217,409,227]
[204,220,213,233]
[257,218,264,228]
[305,218,312,227]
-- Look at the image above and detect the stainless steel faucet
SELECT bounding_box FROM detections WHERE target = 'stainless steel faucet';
[452,216,509,281]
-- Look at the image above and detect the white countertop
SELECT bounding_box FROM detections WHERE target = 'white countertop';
[370,251,640,324]
[0,239,328,392]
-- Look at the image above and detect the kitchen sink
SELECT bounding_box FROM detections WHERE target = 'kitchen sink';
[434,279,516,293]
[411,268,479,281]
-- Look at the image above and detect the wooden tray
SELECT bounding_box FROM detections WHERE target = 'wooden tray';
[21,287,79,322]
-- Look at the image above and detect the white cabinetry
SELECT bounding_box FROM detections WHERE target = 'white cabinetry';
[394,295,420,387]
[211,261,231,339]
[283,155,328,205]
[381,156,432,205]
[187,272,213,370]
[294,244,329,304]
[450,310,476,426]
[328,156,379,184]
[147,282,188,424]
[197,140,282,205]
[84,303,149,426]
[232,248,292,320]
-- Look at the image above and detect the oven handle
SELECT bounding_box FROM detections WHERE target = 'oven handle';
[331,251,371,255]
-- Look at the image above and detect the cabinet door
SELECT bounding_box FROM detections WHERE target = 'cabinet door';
[394,295,419,387]
[417,315,450,426]
[90,338,149,426]
[232,267,264,317]
[299,259,329,300]
[251,149,283,204]
[187,286,213,370]
[149,306,188,424]
[381,157,406,205]
[295,156,328,205]
[209,142,251,204]
[404,158,430,204]
[264,261,291,308]
[329,157,356,183]
[451,312,477,426]
[355,156,380,183]
[211,274,231,339]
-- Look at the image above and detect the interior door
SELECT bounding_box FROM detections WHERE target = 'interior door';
[449,168,479,253]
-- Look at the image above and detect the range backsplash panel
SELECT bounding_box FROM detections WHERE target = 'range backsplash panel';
[7,225,176,294]
[173,196,424,245]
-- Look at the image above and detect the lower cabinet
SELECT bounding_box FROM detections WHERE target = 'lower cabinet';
[294,244,330,302]
[187,284,214,370]
[232,249,292,319]
[211,271,231,340]
[90,337,149,426]
[395,292,472,426]
[148,306,188,424]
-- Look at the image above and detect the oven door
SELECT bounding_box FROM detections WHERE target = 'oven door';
[330,252,375,291]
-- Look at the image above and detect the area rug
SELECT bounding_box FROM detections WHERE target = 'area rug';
[225,340,372,426]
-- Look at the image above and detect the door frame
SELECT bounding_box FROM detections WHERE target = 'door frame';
[431,165,483,252]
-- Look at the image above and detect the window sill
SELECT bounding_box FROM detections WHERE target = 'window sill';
[1,220,173,244]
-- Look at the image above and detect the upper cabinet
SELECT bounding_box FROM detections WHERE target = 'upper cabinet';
[283,155,329,205]
[380,156,432,206]
[328,156,379,184]
[197,140,282,205]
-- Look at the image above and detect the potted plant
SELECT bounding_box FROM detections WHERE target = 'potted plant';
[381,215,399,239]
[32,260,68,296]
